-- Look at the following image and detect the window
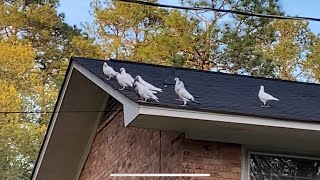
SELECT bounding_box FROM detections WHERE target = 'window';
[249,152,320,180]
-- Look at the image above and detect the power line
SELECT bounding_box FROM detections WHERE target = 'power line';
[115,0,320,22]
[0,110,116,114]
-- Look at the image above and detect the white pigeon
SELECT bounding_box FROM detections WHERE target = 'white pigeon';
[174,77,199,106]
[120,67,134,85]
[258,85,279,107]
[115,72,133,90]
[136,75,162,93]
[134,81,159,102]
[174,77,183,101]
[134,83,157,95]
[102,62,117,80]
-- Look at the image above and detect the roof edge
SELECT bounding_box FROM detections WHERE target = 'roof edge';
[138,105,320,132]
[72,60,140,125]
[31,59,75,179]
[72,56,320,87]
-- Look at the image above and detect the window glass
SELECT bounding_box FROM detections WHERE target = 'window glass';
[250,153,320,180]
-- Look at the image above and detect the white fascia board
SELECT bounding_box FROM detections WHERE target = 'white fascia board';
[73,62,139,126]
[139,105,320,132]
[32,62,75,180]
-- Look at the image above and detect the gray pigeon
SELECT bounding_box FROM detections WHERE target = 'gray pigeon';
[115,72,133,90]
[102,62,117,80]
[136,75,162,92]
[120,68,134,85]
[174,77,199,106]
[258,85,279,107]
[134,81,159,102]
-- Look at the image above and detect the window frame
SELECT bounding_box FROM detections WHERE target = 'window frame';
[242,149,320,180]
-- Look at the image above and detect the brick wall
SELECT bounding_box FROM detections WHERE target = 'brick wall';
[79,109,241,180]
[181,140,241,180]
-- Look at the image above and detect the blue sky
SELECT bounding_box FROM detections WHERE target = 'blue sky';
[58,0,320,34]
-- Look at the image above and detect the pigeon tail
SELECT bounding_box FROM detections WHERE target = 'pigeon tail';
[192,99,200,104]
[272,97,280,101]
[154,87,163,92]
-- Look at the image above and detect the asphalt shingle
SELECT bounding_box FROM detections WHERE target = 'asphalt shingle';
[73,57,320,123]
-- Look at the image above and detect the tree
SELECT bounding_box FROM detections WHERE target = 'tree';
[133,9,199,66]
[304,35,320,82]
[0,0,103,178]
[262,20,311,80]
[0,40,46,179]
[91,0,162,60]
[189,0,282,73]
[90,0,283,75]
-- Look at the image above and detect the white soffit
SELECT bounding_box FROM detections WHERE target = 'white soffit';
[73,62,139,126]
[31,63,75,180]
[32,62,110,180]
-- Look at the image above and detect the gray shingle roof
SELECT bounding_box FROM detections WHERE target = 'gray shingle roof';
[73,57,320,123]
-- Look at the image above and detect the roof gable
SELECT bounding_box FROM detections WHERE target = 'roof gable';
[73,57,320,122]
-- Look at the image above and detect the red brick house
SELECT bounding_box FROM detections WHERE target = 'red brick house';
[31,57,320,180]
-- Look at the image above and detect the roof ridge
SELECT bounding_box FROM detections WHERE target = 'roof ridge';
[72,56,320,87]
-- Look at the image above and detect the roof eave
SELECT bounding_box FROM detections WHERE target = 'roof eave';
[73,60,140,126]
[32,58,320,180]
[74,59,320,154]
[137,105,320,131]
[132,105,320,154]
[32,61,113,180]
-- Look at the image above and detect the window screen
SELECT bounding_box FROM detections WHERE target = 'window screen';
[249,153,320,180]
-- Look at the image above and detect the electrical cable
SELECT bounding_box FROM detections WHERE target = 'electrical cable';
[115,0,320,22]
[0,110,116,114]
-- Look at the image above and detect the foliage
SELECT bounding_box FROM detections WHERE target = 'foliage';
[262,20,310,80]
[304,35,320,82]
[2,0,320,178]
[90,0,282,73]
[91,0,161,59]
[0,40,46,179]
[0,0,103,179]
[90,0,320,81]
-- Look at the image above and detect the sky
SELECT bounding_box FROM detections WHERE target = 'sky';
[57,0,320,34]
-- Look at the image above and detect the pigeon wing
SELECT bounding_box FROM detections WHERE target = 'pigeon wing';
[116,74,127,87]
[107,66,117,76]
[139,78,162,92]
[175,81,184,94]
[179,87,194,101]
[137,83,158,101]
[126,74,134,84]
[123,77,133,87]
[260,92,279,101]
[145,88,159,102]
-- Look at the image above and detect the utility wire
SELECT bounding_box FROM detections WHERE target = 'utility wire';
[115,0,320,22]
[0,110,115,114]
